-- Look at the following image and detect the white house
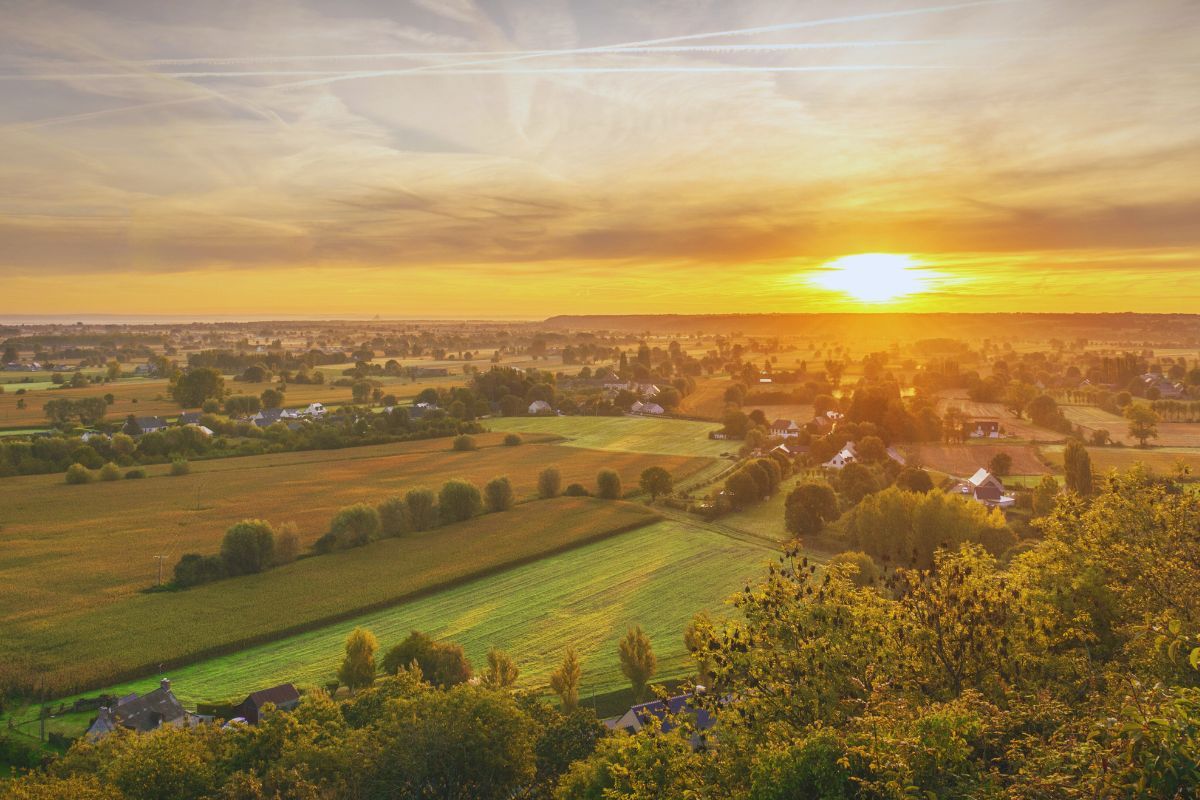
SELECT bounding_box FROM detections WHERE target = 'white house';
[823,442,857,470]
[630,400,645,413]
[960,468,1015,509]
[528,400,553,415]
[303,402,326,418]
[639,402,665,415]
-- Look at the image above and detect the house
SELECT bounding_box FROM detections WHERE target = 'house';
[608,692,718,747]
[125,416,168,435]
[80,431,108,443]
[963,418,1003,439]
[629,400,644,413]
[232,683,301,725]
[190,425,214,437]
[86,679,199,740]
[251,408,286,427]
[770,419,802,439]
[638,403,665,415]
[528,400,553,415]
[886,446,907,466]
[133,363,156,376]
[958,468,1015,509]
[772,442,808,460]
[303,402,327,418]
[823,441,857,470]
[177,412,204,426]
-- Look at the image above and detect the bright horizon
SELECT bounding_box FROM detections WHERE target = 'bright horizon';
[2,0,1198,316]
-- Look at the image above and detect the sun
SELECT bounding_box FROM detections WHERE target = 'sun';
[809,253,932,303]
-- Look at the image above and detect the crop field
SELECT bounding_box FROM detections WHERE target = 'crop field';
[7,517,775,738]
[907,443,1050,477]
[678,378,733,420]
[1,498,666,696]
[744,404,815,425]
[0,434,716,644]
[486,415,728,458]
[1042,444,1200,476]
[934,394,1054,440]
[1058,405,1200,447]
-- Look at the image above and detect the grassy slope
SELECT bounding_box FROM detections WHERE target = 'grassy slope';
[3,498,660,694]
[0,434,714,636]
[487,415,727,458]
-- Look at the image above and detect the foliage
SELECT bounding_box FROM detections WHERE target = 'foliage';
[64,462,92,484]
[617,626,657,701]
[381,631,473,688]
[638,466,672,501]
[452,433,478,451]
[1063,439,1094,495]
[596,469,622,499]
[170,367,225,408]
[483,647,521,689]
[503,433,523,446]
[988,450,1013,476]
[405,487,439,532]
[377,495,411,537]
[440,479,483,523]
[783,481,840,537]
[337,627,378,691]
[484,476,515,512]
[220,519,276,575]
[1126,403,1160,446]
[327,503,381,549]
[169,458,190,476]
[538,466,562,499]
[549,648,582,712]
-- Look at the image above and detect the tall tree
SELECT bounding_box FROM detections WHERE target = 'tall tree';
[483,648,520,689]
[338,627,378,692]
[639,466,672,501]
[1063,439,1094,495]
[618,626,658,701]
[549,648,582,712]
[1125,404,1159,447]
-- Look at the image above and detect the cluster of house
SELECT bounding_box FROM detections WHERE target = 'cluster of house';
[116,402,329,438]
[962,418,1004,439]
[629,400,665,415]
[602,381,661,400]
[85,680,301,740]
[1138,372,1187,399]
[4,361,45,372]
[246,402,327,428]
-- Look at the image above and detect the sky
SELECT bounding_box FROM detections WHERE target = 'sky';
[1,0,1198,319]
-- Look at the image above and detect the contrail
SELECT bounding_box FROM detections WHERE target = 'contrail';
[3,0,1021,129]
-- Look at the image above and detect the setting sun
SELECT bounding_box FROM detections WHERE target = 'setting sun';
[809,253,935,304]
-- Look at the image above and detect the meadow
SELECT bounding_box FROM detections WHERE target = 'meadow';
[8,516,775,738]
[486,414,729,458]
[0,433,716,641]
[1042,443,1200,476]
[1,498,663,696]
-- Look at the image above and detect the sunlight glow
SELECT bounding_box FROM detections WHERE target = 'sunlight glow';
[809,253,935,303]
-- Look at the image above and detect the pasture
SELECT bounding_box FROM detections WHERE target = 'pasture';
[8,516,774,737]
[1059,404,1200,447]
[0,433,716,647]
[1042,444,1200,477]
[486,414,728,458]
[678,377,733,420]
[906,443,1050,478]
[0,498,662,696]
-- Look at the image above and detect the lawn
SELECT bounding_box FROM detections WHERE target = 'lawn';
[0,434,717,669]
[6,516,775,738]
[486,415,728,458]
[0,498,664,696]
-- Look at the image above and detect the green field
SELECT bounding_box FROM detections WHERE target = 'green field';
[487,415,729,458]
[6,517,775,739]
[1,498,662,696]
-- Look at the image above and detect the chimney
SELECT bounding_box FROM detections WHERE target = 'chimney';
[160,678,171,693]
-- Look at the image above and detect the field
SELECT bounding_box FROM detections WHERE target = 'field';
[486,415,729,458]
[906,443,1050,477]
[1059,404,1200,447]
[1043,444,1200,476]
[1,498,665,695]
[935,393,1054,441]
[743,403,815,425]
[6,517,775,737]
[0,433,716,639]
[678,377,733,420]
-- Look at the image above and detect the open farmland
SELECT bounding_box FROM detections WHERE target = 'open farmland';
[487,414,728,458]
[1,498,664,695]
[935,393,1055,441]
[744,403,815,425]
[1059,404,1200,446]
[0,434,716,642]
[1043,443,1200,476]
[678,377,734,419]
[906,443,1051,477]
[12,517,774,730]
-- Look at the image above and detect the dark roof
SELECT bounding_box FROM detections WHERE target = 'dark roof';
[178,412,203,425]
[770,418,797,429]
[628,694,717,735]
[134,416,168,429]
[111,683,187,733]
[242,683,300,710]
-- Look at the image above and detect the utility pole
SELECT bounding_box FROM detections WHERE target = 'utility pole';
[154,555,166,586]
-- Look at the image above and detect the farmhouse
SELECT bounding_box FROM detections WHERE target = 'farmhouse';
[86,679,200,740]
[608,692,717,748]
[528,399,553,415]
[252,408,286,427]
[303,402,327,417]
[233,683,301,725]
[637,402,665,415]
[823,442,857,470]
[769,419,802,439]
[125,416,169,435]
[177,411,204,425]
[957,468,1016,509]
[963,418,1003,439]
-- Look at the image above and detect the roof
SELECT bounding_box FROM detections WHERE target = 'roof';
[178,412,203,425]
[613,693,718,735]
[241,683,300,710]
[134,416,168,429]
[770,418,798,430]
[91,680,188,735]
[967,467,993,488]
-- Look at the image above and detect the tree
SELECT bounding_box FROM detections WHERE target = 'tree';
[895,467,934,493]
[484,476,515,512]
[260,387,284,409]
[618,625,657,701]
[483,648,520,689]
[828,550,881,587]
[1004,381,1037,418]
[784,482,841,537]
[1090,428,1111,446]
[683,610,717,684]
[549,648,582,712]
[440,479,483,522]
[378,496,411,537]
[351,380,373,404]
[503,433,523,446]
[856,435,887,463]
[220,519,276,575]
[538,466,562,499]
[406,487,438,531]
[1063,439,1094,495]
[382,631,473,688]
[338,627,378,692]
[64,463,92,484]
[99,461,121,481]
[1032,474,1060,517]
[329,504,380,548]
[1126,404,1159,447]
[223,395,260,416]
[988,451,1013,477]
[170,367,224,408]
[596,469,622,499]
[639,466,672,501]
[453,434,478,452]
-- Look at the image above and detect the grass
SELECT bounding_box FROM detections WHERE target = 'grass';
[1042,443,1200,476]
[1,498,663,696]
[5,517,775,738]
[0,433,717,673]
[907,443,1050,477]
[486,415,728,458]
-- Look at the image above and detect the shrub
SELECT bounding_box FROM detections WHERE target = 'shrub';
[329,504,381,549]
[406,488,439,531]
[170,458,191,476]
[452,434,478,452]
[828,550,881,587]
[381,631,473,688]
[440,480,483,523]
[124,468,147,479]
[538,466,562,499]
[484,477,515,512]
[98,461,122,481]
[596,469,622,499]
[65,463,92,484]
[502,433,523,446]
[563,483,589,497]
[221,519,276,575]
[378,496,412,537]
[274,522,301,565]
[174,553,227,588]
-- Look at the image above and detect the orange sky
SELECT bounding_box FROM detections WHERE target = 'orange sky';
[1,0,1198,317]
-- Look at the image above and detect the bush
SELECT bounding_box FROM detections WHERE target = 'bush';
[125,468,147,479]
[452,434,478,452]
[828,551,881,587]
[65,463,92,484]
[440,480,483,523]
[563,483,589,497]
[538,466,562,499]
[502,433,523,446]
[484,476,515,512]
[378,496,412,537]
[381,631,473,688]
[406,488,439,531]
[329,504,381,549]
[274,522,301,565]
[170,458,191,476]
[173,553,227,588]
[221,519,276,575]
[99,461,122,481]
[596,469,622,499]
